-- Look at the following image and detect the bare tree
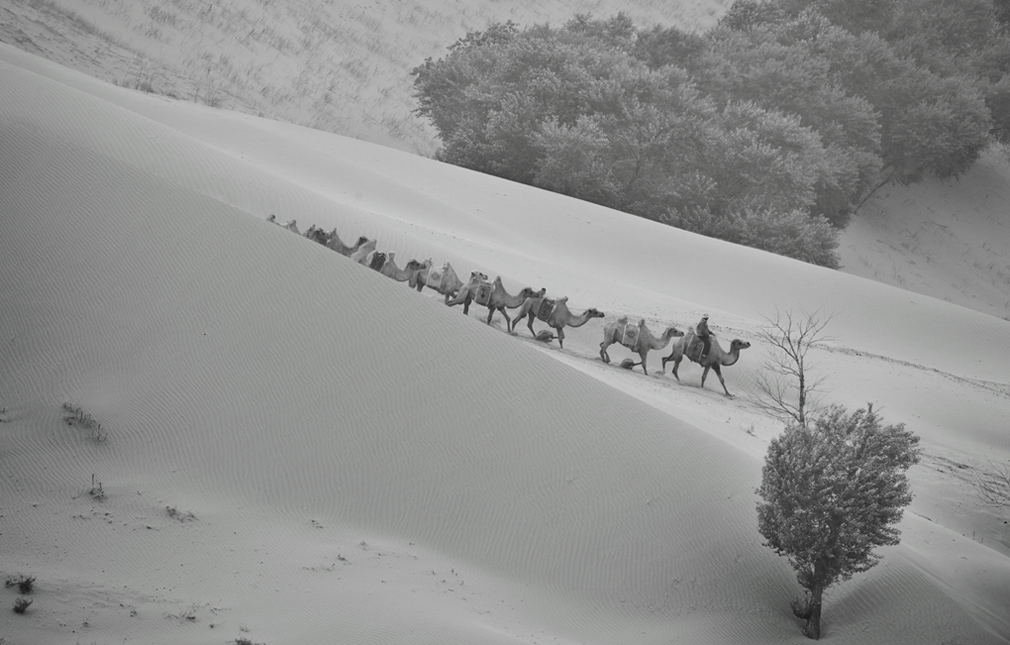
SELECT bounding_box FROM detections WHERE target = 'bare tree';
[977,459,1010,507]
[755,309,836,428]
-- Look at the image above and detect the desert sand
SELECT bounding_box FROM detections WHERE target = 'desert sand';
[1,40,1009,645]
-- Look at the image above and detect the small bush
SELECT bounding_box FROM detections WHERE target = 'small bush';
[166,506,197,522]
[88,474,106,502]
[4,575,35,594]
[62,403,107,442]
[13,597,32,614]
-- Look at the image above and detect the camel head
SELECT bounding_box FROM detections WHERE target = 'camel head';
[355,236,371,247]
[730,339,752,351]
[586,308,605,318]
[518,286,540,299]
[472,270,489,282]
[664,325,686,338]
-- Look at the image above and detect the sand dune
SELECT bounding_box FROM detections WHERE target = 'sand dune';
[1,44,1008,644]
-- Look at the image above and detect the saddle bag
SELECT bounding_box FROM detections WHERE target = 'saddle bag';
[535,298,556,322]
[473,281,493,306]
[426,265,445,290]
[620,322,640,350]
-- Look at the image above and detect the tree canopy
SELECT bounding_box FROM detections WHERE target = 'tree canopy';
[412,2,1008,266]
[756,405,920,638]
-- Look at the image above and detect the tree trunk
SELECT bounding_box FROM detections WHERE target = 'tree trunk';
[803,581,824,639]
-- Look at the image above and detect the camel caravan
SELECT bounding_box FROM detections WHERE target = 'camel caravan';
[267,214,750,396]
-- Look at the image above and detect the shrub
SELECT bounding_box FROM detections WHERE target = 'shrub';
[62,403,107,442]
[757,404,920,639]
[4,575,35,594]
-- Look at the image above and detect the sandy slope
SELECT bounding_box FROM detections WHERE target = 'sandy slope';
[839,147,1010,321]
[1,45,1009,645]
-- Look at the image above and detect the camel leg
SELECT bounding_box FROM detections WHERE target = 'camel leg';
[556,327,565,349]
[462,297,471,315]
[599,339,611,363]
[712,365,732,397]
[525,314,537,337]
[485,307,496,325]
[700,365,713,390]
[661,350,675,373]
[499,308,511,329]
[639,350,649,375]
[671,357,682,382]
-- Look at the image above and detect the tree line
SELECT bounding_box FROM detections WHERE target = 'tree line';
[412,0,1010,267]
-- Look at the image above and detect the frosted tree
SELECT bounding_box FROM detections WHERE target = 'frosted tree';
[756,404,920,639]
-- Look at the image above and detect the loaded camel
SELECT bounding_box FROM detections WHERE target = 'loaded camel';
[661,330,751,397]
[303,225,333,246]
[409,261,488,304]
[600,318,684,376]
[377,252,418,282]
[511,296,603,349]
[448,276,544,326]
[326,231,371,257]
[511,293,557,338]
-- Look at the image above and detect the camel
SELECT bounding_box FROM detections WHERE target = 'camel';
[661,330,751,397]
[326,231,371,257]
[266,214,299,234]
[377,252,416,282]
[409,261,487,304]
[531,296,604,349]
[600,318,684,376]
[349,238,377,265]
[449,276,543,326]
[510,293,558,338]
[303,225,332,246]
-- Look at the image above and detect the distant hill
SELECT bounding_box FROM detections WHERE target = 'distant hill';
[0,0,728,154]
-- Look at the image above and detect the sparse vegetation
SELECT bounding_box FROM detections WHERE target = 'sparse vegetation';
[234,637,266,645]
[757,404,920,639]
[12,597,32,614]
[4,574,36,594]
[62,403,107,442]
[166,506,197,522]
[976,459,1010,508]
[88,474,106,502]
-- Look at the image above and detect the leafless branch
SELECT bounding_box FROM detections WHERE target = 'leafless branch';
[754,308,837,427]
[977,459,1010,507]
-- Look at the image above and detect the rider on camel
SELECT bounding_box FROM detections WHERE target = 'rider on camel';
[696,314,713,360]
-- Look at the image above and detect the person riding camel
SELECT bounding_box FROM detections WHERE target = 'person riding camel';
[696,314,713,360]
